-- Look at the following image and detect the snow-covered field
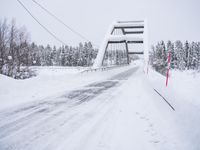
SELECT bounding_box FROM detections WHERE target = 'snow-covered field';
[0,60,199,150]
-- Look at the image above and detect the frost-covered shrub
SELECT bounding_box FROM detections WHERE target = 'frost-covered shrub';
[2,64,9,75]
[1,65,36,79]
[16,67,36,79]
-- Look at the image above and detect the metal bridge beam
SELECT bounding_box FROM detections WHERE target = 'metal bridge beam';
[93,20,148,68]
[128,52,144,55]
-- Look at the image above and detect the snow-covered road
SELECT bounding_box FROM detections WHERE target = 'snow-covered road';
[0,64,191,150]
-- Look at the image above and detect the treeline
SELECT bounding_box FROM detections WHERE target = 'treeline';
[0,19,97,79]
[103,49,128,66]
[149,40,200,74]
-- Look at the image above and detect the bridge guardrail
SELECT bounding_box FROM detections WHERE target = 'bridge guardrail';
[81,64,129,73]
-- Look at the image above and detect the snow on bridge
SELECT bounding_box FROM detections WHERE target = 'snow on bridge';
[93,20,149,70]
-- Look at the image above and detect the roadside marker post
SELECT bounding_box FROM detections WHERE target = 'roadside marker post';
[166,51,171,87]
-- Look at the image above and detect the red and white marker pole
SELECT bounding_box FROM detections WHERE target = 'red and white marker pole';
[166,51,171,87]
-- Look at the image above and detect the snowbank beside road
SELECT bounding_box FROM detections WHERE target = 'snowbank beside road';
[0,65,133,111]
[148,68,200,109]
[0,67,83,111]
[148,68,200,150]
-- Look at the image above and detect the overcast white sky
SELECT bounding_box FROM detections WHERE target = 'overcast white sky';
[1,0,200,48]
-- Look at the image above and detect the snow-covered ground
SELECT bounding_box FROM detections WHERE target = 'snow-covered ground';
[148,68,200,150]
[0,65,133,110]
[0,60,199,150]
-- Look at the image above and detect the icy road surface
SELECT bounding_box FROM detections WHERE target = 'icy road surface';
[0,66,187,150]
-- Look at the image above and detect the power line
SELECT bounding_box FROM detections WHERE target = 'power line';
[31,0,99,48]
[16,0,67,45]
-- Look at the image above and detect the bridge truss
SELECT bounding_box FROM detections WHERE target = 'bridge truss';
[93,20,148,69]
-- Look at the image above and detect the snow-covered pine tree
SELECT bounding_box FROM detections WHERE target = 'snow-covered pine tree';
[45,44,52,66]
[30,42,39,66]
[167,40,175,69]
[187,42,194,70]
[77,43,84,66]
[59,46,65,66]
[153,41,167,74]
[39,45,46,66]
[63,45,69,66]
[191,42,198,70]
[174,40,185,70]
[87,42,94,66]
[184,41,189,70]
[51,46,57,66]
[0,19,9,74]
[197,42,200,71]
[83,42,89,66]
[149,45,155,67]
